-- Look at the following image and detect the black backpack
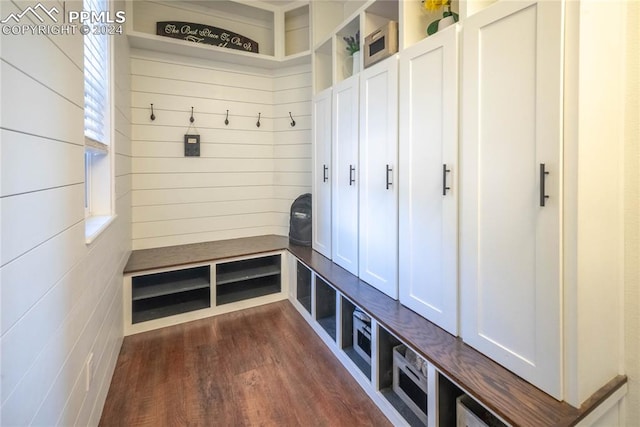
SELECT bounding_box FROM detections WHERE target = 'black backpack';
[289,193,312,246]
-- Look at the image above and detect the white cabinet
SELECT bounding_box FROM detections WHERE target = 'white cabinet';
[398,27,459,336]
[460,0,564,399]
[312,88,332,258]
[358,56,399,299]
[331,75,360,275]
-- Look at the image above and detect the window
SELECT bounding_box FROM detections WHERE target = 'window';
[84,0,114,240]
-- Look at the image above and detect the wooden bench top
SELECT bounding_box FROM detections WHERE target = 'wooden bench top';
[124,235,290,274]
[123,235,627,427]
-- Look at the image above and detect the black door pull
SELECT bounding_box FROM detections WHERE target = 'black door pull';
[349,165,355,186]
[442,164,451,195]
[540,163,550,206]
[323,165,328,183]
[386,165,392,190]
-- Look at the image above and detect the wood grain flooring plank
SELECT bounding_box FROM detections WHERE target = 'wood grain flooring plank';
[100,301,390,427]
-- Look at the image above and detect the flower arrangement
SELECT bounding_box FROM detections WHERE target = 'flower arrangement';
[343,31,360,56]
[423,0,459,35]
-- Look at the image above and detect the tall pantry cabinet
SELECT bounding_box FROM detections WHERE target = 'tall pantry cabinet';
[331,76,359,276]
[460,0,624,406]
[312,88,332,258]
[398,27,459,336]
[358,56,399,299]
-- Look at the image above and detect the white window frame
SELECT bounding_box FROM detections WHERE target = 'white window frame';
[84,0,116,242]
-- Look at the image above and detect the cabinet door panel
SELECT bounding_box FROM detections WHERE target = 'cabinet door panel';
[332,76,359,275]
[460,0,563,399]
[312,88,332,258]
[359,57,399,299]
[399,28,458,335]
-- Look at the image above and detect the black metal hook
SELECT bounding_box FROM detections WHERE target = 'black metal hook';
[190,107,195,123]
[150,104,156,121]
[224,110,229,126]
[289,112,296,127]
[256,112,261,128]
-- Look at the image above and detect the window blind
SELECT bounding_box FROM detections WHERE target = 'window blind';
[83,0,109,145]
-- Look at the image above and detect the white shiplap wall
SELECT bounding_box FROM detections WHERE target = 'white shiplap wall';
[131,50,311,249]
[0,0,132,425]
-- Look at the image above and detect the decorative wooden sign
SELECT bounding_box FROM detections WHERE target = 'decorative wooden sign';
[156,21,259,53]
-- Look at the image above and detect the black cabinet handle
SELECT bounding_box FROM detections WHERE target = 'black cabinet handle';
[349,165,355,186]
[323,165,328,183]
[386,164,392,190]
[442,164,451,195]
[540,163,550,206]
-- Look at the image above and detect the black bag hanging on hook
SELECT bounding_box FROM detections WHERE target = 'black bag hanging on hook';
[289,193,312,246]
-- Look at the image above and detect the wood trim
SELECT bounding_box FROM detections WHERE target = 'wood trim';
[122,235,628,427]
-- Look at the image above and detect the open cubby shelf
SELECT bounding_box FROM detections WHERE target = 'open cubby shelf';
[292,256,494,426]
[132,288,211,324]
[125,243,286,335]
[216,264,281,286]
[132,276,209,301]
[131,266,211,323]
[342,346,372,381]
[339,296,372,379]
[216,275,281,305]
[315,277,337,341]
[216,255,281,305]
[380,389,425,427]
[296,261,312,314]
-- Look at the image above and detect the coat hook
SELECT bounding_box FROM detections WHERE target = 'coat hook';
[289,112,296,127]
[150,104,156,121]
[225,110,229,126]
[190,106,195,123]
[256,112,261,128]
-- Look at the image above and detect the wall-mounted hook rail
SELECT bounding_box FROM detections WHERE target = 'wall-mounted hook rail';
[224,110,229,126]
[256,112,261,128]
[150,104,156,121]
[190,107,195,123]
[289,112,296,127]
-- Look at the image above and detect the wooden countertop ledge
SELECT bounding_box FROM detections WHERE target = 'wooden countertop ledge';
[123,234,627,427]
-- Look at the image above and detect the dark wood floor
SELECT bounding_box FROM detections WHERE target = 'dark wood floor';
[100,300,391,426]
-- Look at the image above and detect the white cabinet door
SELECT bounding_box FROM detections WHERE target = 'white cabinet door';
[398,28,459,336]
[460,0,563,399]
[359,56,399,299]
[312,88,332,258]
[332,75,359,275]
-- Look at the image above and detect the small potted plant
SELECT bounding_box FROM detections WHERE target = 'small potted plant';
[423,0,459,36]
[343,31,360,74]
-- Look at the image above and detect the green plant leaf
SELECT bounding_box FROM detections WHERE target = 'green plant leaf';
[427,19,440,36]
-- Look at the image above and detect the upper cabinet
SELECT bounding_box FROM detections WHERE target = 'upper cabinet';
[312,88,333,259]
[398,27,459,336]
[125,1,310,69]
[358,57,398,299]
[460,0,563,399]
[331,76,360,276]
[460,0,626,406]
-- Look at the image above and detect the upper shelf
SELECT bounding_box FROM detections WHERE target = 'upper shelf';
[127,31,310,69]
[310,0,502,93]
[126,0,311,69]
